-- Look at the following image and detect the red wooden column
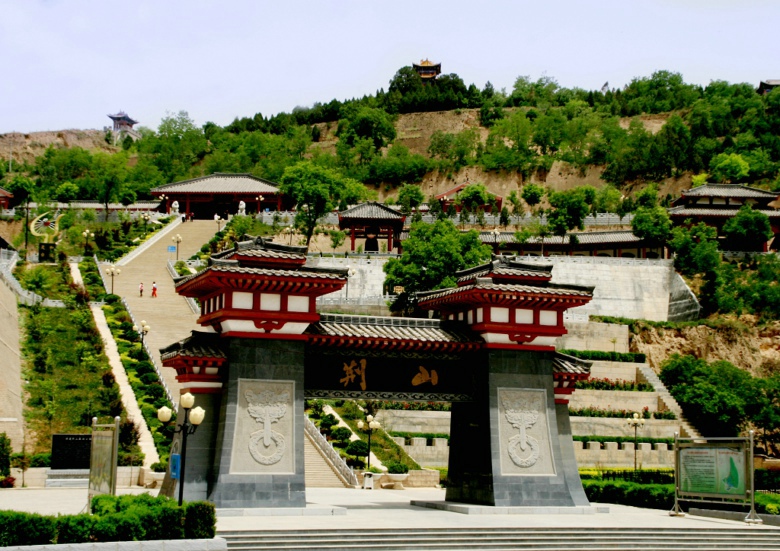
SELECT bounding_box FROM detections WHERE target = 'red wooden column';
[350,226,356,251]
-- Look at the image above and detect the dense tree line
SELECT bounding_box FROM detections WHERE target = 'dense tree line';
[4,69,780,211]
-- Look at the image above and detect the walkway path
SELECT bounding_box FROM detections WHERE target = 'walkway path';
[69,261,160,467]
[111,220,217,400]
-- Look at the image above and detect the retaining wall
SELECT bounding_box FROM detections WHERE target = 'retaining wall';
[567,390,662,412]
[555,322,629,353]
[0,273,23,452]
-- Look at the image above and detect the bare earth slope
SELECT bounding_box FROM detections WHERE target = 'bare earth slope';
[1,129,117,166]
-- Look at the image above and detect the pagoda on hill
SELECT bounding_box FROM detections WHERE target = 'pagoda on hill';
[107,111,140,143]
[413,59,441,81]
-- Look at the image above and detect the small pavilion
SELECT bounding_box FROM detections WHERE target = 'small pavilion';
[0,187,13,210]
[107,111,138,133]
[668,184,780,249]
[151,173,285,219]
[413,59,441,81]
[434,183,503,214]
[338,202,406,252]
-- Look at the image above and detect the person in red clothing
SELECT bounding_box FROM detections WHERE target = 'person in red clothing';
[152,281,158,298]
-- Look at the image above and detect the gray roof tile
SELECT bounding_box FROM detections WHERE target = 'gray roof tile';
[151,173,279,194]
[308,314,478,344]
[668,206,780,217]
[339,202,405,220]
[680,184,779,198]
[553,353,592,375]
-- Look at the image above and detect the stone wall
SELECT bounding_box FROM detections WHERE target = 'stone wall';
[0,278,23,451]
[567,390,662,412]
[574,441,674,469]
[589,361,644,382]
[555,322,629,353]
[391,437,449,468]
[571,417,682,439]
[375,410,452,434]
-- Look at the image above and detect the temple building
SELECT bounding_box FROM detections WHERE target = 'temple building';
[668,184,780,250]
[338,201,406,252]
[435,182,504,214]
[413,59,441,81]
[107,111,140,142]
[151,173,287,219]
[0,187,13,211]
[757,80,780,95]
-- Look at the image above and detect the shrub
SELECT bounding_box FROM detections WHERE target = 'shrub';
[0,476,15,488]
[151,460,168,473]
[0,433,11,476]
[0,511,57,546]
[330,427,353,443]
[559,350,647,363]
[184,501,217,539]
[319,413,338,434]
[308,399,324,418]
[386,460,409,474]
[339,400,363,419]
[30,453,51,467]
[57,514,96,543]
[582,480,674,510]
[346,439,369,459]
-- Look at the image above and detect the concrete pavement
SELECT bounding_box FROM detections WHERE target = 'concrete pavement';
[0,487,777,533]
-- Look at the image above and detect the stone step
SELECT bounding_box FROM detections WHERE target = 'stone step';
[304,432,348,488]
[45,479,89,488]
[221,527,780,551]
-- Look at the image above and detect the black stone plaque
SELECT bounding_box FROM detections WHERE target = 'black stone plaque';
[304,350,476,401]
[51,434,91,470]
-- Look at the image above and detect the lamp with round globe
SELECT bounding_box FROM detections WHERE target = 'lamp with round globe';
[157,392,206,506]
[105,265,121,294]
[627,412,645,471]
[357,414,381,470]
[132,320,150,346]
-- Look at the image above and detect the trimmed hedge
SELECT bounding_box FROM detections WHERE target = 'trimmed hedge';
[559,349,647,363]
[0,493,215,546]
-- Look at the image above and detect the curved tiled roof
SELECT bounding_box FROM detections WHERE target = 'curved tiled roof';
[668,206,780,218]
[151,173,279,194]
[339,202,405,220]
[418,280,593,303]
[478,230,643,246]
[680,184,779,199]
[553,352,592,376]
[307,314,479,344]
[457,266,552,284]
[160,331,227,362]
[175,264,346,288]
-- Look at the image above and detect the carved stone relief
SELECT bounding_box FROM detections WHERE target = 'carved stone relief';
[497,388,555,476]
[230,379,295,474]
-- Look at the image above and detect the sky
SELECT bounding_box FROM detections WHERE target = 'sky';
[2,0,779,135]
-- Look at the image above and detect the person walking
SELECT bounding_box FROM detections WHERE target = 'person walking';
[152,281,158,298]
[139,282,144,297]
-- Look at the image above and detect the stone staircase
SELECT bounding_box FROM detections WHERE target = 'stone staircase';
[44,469,89,488]
[304,432,351,488]
[637,364,702,438]
[220,526,780,550]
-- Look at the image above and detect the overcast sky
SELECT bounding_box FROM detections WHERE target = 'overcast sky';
[2,0,778,134]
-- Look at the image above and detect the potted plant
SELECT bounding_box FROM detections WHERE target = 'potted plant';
[384,461,410,489]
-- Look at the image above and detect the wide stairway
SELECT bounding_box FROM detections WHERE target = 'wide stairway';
[304,432,349,488]
[112,219,217,398]
[220,526,780,550]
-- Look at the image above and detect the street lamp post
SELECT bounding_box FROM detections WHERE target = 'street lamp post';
[214,214,222,233]
[357,414,381,471]
[157,393,206,506]
[160,194,169,214]
[132,320,150,346]
[492,228,501,254]
[171,234,183,261]
[82,230,94,256]
[141,212,151,232]
[255,195,261,215]
[105,265,121,294]
[627,412,645,472]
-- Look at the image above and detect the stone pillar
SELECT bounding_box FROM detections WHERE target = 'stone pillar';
[208,338,306,508]
[446,349,590,507]
[176,391,222,502]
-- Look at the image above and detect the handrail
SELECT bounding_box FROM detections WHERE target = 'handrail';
[304,416,358,487]
[0,249,65,307]
[116,218,182,267]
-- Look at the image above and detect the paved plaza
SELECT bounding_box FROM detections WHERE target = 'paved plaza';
[0,486,777,533]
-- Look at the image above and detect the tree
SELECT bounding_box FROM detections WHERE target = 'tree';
[457,183,493,214]
[520,184,545,213]
[631,206,672,247]
[710,153,750,183]
[0,432,11,477]
[668,222,720,277]
[279,162,369,249]
[383,219,491,314]
[397,184,425,215]
[660,354,755,437]
[593,185,622,214]
[339,107,396,150]
[515,219,551,256]
[329,230,346,251]
[722,204,773,251]
[546,188,592,237]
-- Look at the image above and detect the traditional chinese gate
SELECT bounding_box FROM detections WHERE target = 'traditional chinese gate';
[160,238,594,509]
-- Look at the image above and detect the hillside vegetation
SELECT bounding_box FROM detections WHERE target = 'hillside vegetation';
[2,69,779,208]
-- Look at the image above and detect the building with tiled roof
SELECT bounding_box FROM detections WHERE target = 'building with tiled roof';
[338,201,406,253]
[668,183,780,250]
[413,59,441,80]
[150,173,286,219]
[433,182,503,214]
[0,187,13,210]
[758,80,780,95]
